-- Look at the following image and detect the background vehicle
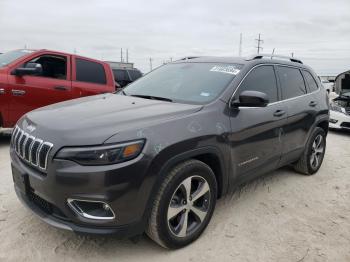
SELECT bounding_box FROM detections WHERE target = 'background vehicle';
[329,70,350,129]
[0,49,115,128]
[112,67,142,89]
[321,79,334,93]
[11,55,329,249]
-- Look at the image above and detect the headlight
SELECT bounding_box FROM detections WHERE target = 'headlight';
[330,103,346,114]
[56,140,145,165]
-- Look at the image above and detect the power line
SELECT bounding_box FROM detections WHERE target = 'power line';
[255,33,263,54]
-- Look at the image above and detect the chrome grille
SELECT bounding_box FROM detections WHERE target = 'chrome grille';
[12,126,53,171]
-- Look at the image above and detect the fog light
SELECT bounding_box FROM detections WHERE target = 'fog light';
[67,199,115,220]
[329,119,338,124]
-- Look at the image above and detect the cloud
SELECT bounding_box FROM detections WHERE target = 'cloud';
[0,0,349,75]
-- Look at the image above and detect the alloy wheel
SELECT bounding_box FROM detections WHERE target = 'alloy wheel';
[310,134,325,169]
[167,175,211,238]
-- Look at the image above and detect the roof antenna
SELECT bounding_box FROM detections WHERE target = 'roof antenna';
[271,48,275,59]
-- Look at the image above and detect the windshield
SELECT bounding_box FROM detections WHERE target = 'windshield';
[123,62,243,104]
[0,50,34,67]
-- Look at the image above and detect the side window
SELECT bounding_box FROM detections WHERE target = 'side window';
[277,66,307,99]
[237,65,278,103]
[25,55,67,79]
[113,69,129,82]
[76,58,106,85]
[303,70,319,92]
[127,70,142,81]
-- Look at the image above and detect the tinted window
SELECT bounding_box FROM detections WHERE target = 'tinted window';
[237,65,278,103]
[76,58,106,84]
[277,66,306,99]
[128,70,142,81]
[303,71,318,92]
[124,63,242,104]
[113,69,129,81]
[27,55,67,79]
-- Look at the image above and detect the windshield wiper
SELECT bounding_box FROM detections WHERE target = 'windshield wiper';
[129,94,173,102]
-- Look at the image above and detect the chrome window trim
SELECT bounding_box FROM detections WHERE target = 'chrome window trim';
[228,63,321,109]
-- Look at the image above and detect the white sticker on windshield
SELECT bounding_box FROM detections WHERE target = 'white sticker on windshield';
[200,92,210,97]
[210,65,240,75]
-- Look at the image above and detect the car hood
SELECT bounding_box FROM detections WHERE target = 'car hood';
[20,94,203,147]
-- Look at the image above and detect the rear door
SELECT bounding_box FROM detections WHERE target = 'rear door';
[229,65,288,181]
[72,57,109,97]
[276,66,318,165]
[7,53,72,126]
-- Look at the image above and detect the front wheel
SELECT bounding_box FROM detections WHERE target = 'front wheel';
[294,127,326,175]
[146,159,217,249]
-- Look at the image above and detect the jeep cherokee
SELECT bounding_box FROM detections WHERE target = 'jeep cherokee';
[10,55,329,249]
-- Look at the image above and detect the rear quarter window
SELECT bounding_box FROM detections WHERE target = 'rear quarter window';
[277,66,307,99]
[76,58,107,85]
[303,70,319,92]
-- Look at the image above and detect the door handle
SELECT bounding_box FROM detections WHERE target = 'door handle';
[309,101,318,107]
[11,89,26,96]
[273,110,286,117]
[54,86,68,91]
[0,88,5,95]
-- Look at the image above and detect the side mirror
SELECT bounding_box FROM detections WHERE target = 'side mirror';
[231,90,269,107]
[12,62,43,77]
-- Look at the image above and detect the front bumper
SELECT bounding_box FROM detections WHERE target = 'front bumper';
[329,110,350,130]
[10,147,151,237]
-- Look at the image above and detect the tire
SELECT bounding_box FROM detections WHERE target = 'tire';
[293,127,326,175]
[146,159,217,249]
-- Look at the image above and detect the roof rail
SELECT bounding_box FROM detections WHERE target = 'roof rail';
[178,56,200,61]
[247,54,303,64]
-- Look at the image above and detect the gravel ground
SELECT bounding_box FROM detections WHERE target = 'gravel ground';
[0,130,349,262]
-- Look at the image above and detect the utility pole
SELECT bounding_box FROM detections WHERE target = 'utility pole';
[239,33,242,57]
[255,33,263,54]
[120,48,123,62]
[149,57,153,71]
[126,49,129,63]
[272,48,275,57]
[291,52,294,57]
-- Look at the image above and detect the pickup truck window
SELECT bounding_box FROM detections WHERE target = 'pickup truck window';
[0,49,34,67]
[25,55,67,79]
[76,58,107,85]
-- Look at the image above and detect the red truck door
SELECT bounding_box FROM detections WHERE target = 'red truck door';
[71,56,114,97]
[7,53,72,126]
[0,71,11,127]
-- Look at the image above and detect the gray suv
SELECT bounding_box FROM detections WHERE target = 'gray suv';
[10,55,329,249]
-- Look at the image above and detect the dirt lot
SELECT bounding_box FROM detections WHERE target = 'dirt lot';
[0,130,349,262]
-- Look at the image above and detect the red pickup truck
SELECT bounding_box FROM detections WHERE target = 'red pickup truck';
[0,49,115,128]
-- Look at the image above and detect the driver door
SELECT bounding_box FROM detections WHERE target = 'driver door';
[229,65,288,182]
[7,53,72,126]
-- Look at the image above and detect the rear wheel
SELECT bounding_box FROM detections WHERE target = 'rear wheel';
[146,159,217,249]
[294,127,326,175]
